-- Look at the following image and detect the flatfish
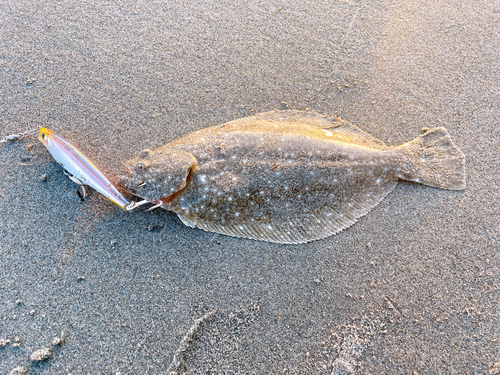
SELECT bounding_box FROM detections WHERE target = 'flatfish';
[117,110,465,244]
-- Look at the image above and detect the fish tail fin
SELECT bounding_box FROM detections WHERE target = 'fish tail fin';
[397,127,466,190]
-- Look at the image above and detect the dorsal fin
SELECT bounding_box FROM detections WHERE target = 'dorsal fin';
[250,110,387,148]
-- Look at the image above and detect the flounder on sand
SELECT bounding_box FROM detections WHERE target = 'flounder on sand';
[117,110,465,244]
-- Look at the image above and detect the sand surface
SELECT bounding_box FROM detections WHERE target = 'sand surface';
[1,0,499,373]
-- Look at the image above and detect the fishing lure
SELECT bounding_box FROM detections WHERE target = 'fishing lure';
[39,127,131,210]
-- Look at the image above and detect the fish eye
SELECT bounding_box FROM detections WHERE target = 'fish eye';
[139,149,151,159]
[135,163,147,174]
[41,133,45,139]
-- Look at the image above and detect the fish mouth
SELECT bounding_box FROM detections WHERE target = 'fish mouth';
[115,162,146,194]
[122,161,135,175]
[114,174,144,196]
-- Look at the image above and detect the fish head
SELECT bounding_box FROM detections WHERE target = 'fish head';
[116,148,198,203]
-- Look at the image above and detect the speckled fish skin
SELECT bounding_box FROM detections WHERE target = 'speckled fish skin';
[117,110,466,244]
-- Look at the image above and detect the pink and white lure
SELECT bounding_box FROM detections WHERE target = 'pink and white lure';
[39,127,130,210]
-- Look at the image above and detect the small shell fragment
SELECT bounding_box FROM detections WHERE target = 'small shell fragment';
[30,347,53,361]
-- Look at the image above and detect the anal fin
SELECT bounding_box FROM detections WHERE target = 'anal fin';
[179,178,398,244]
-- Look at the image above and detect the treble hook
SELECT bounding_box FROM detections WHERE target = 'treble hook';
[147,201,163,211]
[126,200,151,211]
[126,200,163,211]
[76,186,87,202]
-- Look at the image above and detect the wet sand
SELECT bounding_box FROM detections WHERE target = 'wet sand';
[1,0,499,373]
